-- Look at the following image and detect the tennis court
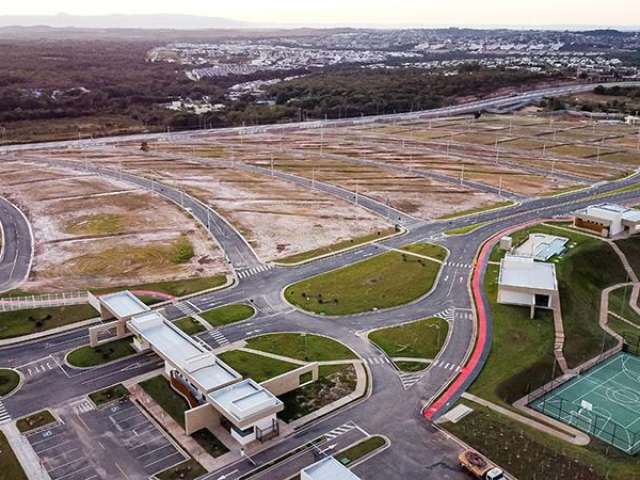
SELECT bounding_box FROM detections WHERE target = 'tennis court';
[530,352,640,454]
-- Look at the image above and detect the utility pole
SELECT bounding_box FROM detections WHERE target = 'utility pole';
[270,154,274,177]
[460,164,465,185]
[498,175,503,198]
[355,181,359,206]
[542,143,547,159]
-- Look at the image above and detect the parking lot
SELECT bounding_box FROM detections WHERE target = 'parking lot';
[26,399,186,480]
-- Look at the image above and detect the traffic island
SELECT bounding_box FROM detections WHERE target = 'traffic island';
[284,243,446,315]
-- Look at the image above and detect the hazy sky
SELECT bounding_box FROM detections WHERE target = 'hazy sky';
[2,0,639,27]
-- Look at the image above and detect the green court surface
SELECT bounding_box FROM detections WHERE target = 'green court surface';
[531,352,640,454]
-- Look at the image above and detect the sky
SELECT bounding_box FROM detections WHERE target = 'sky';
[2,0,639,28]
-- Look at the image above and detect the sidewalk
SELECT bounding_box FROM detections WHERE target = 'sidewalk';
[1,422,52,480]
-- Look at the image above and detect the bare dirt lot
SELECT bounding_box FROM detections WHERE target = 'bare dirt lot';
[38,149,392,262]
[0,159,227,292]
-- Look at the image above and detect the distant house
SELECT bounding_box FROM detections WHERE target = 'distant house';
[573,204,640,238]
[497,255,558,318]
[625,115,640,126]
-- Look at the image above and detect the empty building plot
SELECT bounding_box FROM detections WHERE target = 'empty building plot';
[0,159,227,291]
[72,150,392,262]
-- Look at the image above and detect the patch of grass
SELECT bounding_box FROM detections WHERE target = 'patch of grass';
[399,242,448,261]
[65,213,124,236]
[614,237,640,278]
[444,402,638,480]
[16,410,56,433]
[368,317,449,360]
[0,369,20,397]
[437,201,514,220]
[174,317,206,336]
[156,459,206,480]
[171,235,195,264]
[277,227,399,264]
[446,222,488,235]
[608,286,640,326]
[199,304,254,327]
[0,431,28,480]
[394,361,428,372]
[556,240,622,368]
[67,338,136,367]
[140,376,188,427]
[284,244,445,315]
[218,350,298,383]
[279,365,357,422]
[89,384,129,406]
[335,435,386,466]
[191,429,229,458]
[246,333,357,362]
[0,304,97,340]
[608,315,640,345]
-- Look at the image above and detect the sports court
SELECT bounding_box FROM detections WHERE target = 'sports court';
[530,352,640,454]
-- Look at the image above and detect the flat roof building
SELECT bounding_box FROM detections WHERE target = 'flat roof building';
[300,457,362,480]
[497,254,558,318]
[573,204,640,238]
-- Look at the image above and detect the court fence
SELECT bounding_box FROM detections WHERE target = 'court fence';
[533,395,640,455]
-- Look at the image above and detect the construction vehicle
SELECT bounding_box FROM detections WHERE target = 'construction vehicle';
[459,450,505,480]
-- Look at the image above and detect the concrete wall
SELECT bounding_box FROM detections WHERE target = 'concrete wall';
[88,320,130,347]
[184,403,221,435]
[261,363,319,397]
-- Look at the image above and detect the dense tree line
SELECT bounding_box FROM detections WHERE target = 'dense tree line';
[267,67,553,119]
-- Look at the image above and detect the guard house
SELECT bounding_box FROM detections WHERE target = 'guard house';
[573,204,640,238]
[87,290,317,447]
[301,457,362,480]
[497,254,558,318]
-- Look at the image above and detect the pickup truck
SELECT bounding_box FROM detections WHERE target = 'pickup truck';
[459,450,505,480]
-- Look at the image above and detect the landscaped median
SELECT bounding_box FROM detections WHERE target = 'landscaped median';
[368,317,449,372]
[66,338,136,368]
[0,304,97,340]
[16,410,57,433]
[284,242,447,315]
[0,368,20,397]
[199,303,255,327]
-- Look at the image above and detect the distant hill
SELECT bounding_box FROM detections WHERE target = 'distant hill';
[0,13,250,29]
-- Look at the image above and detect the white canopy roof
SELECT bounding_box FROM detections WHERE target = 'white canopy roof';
[499,254,557,291]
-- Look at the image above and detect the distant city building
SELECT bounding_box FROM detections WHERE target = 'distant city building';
[625,115,640,126]
[573,204,640,238]
[497,254,558,318]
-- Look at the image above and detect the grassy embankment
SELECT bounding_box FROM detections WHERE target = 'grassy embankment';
[284,243,446,315]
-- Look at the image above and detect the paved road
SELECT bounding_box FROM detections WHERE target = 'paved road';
[2,80,640,478]
[0,196,32,294]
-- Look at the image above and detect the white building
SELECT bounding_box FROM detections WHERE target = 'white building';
[301,457,362,480]
[573,204,640,238]
[513,233,568,261]
[625,115,640,126]
[88,291,317,446]
[497,254,559,318]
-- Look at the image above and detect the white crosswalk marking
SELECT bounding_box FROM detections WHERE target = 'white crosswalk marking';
[72,399,95,415]
[174,301,200,317]
[237,264,274,280]
[399,372,424,390]
[0,400,11,423]
[324,422,357,440]
[207,329,230,347]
